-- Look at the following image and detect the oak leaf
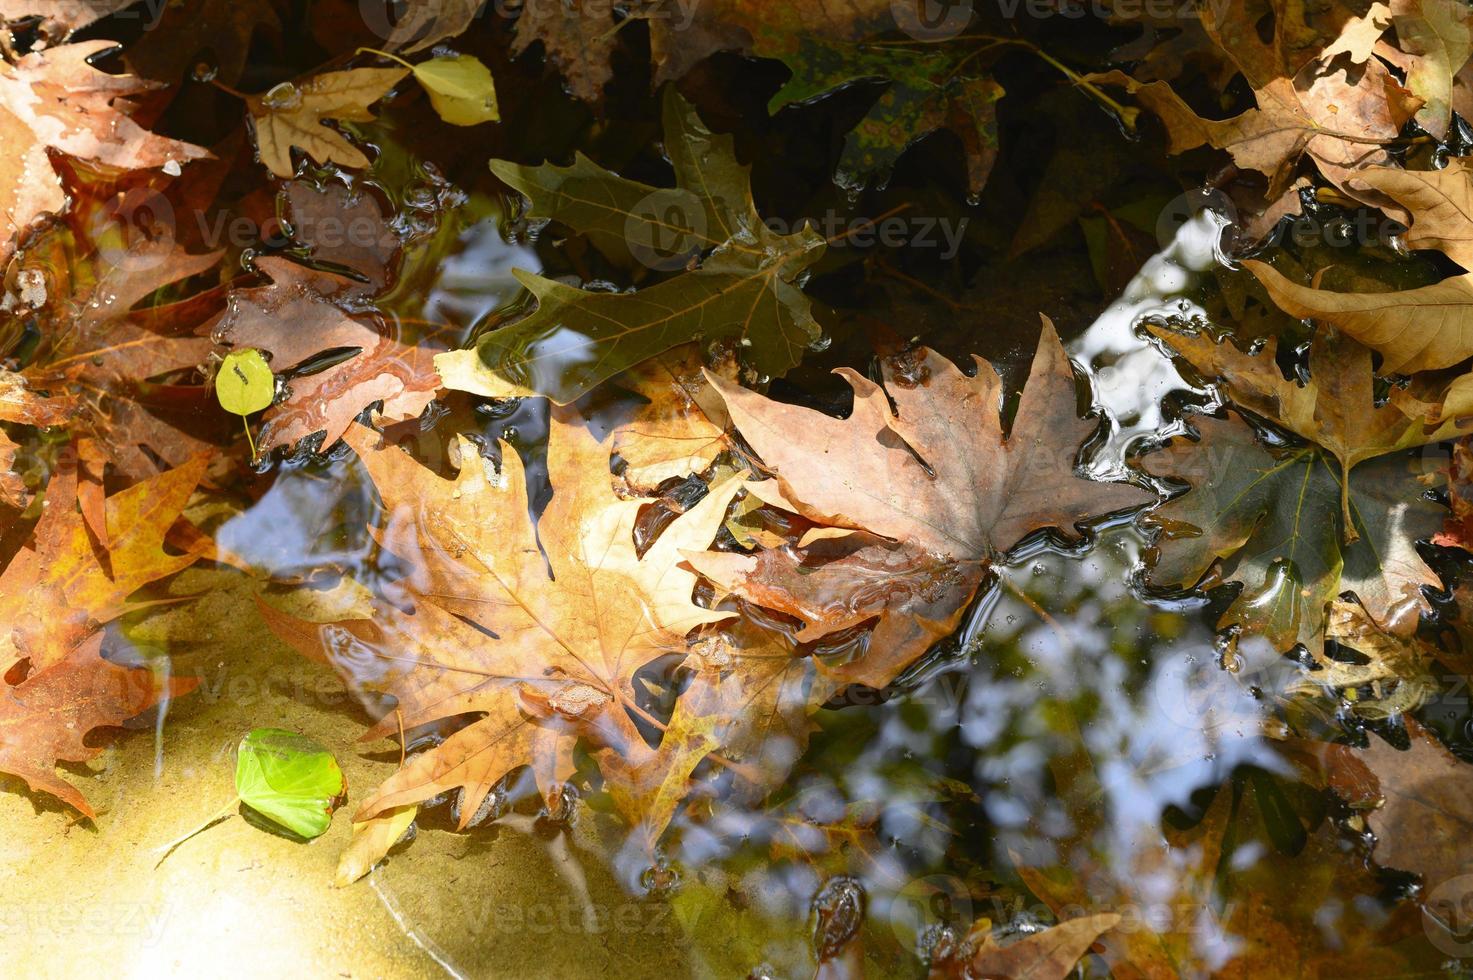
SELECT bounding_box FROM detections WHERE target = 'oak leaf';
[209,257,445,454]
[246,68,408,179]
[0,40,210,261]
[929,913,1119,980]
[260,410,743,834]
[0,632,198,818]
[1322,719,1473,900]
[0,450,212,676]
[14,231,225,481]
[0,368,75,505]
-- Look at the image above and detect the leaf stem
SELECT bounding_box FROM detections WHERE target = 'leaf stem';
[357,47,417,72]
[154,797,240,869]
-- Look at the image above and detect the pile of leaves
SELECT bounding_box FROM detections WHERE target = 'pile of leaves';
[3,1,1473,976]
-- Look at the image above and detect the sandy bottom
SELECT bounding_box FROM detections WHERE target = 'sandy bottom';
[0,567,699,979]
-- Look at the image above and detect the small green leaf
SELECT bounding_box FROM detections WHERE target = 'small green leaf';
[216,349,274,416]
[235,728,345,839]
[412,55,498,126]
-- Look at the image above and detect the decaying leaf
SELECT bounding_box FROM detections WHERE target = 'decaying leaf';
[208,257,445,454]
[0,368,74,505]
[436,89,826,403]
[1323,719,1473,899]
[0,632,198,817]
[928,913,1119,980]
[0,451,212,675]
[689,319,1150,684]
[261,409,742,843]
[246,68,408,179]
[13,234,225,481]
[610,345,732,493]
[0,40,210,261]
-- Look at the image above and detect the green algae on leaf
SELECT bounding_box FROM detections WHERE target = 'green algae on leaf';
[437,88,826,404]
[236,728,345,839]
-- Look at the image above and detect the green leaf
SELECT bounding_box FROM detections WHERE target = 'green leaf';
[1142,411,1443,656]
[412,54,498,126]
[235,728,345,839]
[215,348,275,416]
[444,87,826,404]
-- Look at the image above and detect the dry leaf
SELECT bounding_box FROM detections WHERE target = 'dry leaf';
[246,68,408,178]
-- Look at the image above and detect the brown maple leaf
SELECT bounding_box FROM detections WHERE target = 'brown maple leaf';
[260,409,743,834]
[209,257,445,454]
[0,450,211,676]
[688,319,1151,686]
[610,344,732,493]
[245,68,407,179]
[0,40,210,262]
[0,632,198,818]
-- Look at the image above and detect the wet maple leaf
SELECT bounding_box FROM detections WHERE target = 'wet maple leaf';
[0,632,198,818]
[689,319,1151,686]
[246,67,408,179]
[0,450,211,676]
[260,409,743,832]
[437,90,825,403]
[0,40,210,262]
[208,256,446,454]
[1141,410,1442,657]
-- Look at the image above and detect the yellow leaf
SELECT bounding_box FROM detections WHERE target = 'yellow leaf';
[412,54,498,126]
[215,349,274,417]
[246,68,408,178]
[336,804,417,887]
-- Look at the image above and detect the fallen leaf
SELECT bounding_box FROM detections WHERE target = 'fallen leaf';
[510,0,613,104]
[1149,325,1460,530]
[246,68,408,179]
[689,320,1149,680]
[261,408,743,836]
[1141,410,1442,655]
[235,727,345,839]
[929,913,1119,980]
[0,632,198,817]
[0,451,212,675]
[436,89,826,403]
[122,0,280,86]
[1325,719,1473,899]
[208,257,446,454]
[610,345,732,492]
[336,804,416,886]
[767,38,1005,196]
[0,40,210,261]
[382,0,484,52]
